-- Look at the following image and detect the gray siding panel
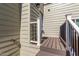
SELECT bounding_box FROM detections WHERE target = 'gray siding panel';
[30,4,40,22]
[0,4,20,56]
[43,3,79,37]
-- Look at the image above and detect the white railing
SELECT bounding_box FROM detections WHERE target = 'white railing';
[37,17,41,46]
[66,15,79,34]
[66,14,79,56]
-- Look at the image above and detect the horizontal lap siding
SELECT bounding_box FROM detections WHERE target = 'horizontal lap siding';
[20,4,40,56]
[20,3,30,43]
[30,4,40,22]
[43,3,79,37]
[0,4,21,56]
[20,3,30,56]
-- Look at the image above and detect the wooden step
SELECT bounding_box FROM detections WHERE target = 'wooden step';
[40,37,66,56]
[40,46,66,56]
[36,50,61,56]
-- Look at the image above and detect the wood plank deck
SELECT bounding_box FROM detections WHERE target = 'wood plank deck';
[36,37,66,56]
[41,37,66,51]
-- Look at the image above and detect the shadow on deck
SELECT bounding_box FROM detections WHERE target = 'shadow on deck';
[36,37,67,56]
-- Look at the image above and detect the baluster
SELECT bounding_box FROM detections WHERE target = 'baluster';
[76,33,78,56]
[73,29,76,56]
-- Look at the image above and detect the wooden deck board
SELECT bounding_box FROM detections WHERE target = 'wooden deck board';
[57,38,60,50]
[41,38,48,46]
[39,37,66,56]
[47,38,53,48]
[60,42,65,51]
[55,38,57,49]
[42,38,49,47]
[41,37,66,51]
[51,38,55,49]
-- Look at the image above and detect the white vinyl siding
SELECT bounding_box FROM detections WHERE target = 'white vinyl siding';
[20,3,40,56]
[20,3,31,56]
[20,3,30,43]
[43,3,79,37]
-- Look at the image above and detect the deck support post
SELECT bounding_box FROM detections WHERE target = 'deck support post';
[37,17,41,46]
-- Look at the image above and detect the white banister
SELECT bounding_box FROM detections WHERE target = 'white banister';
[66,15,71,55]
[66,15,79,34]
[37,17,40,46]
[66,14,79,56]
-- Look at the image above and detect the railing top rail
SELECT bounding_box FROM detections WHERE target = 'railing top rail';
[66,15,79,34]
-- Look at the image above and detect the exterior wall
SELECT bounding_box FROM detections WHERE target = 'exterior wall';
[43,3,79,37]
[20,3,31,56]
[20,3,30,44]
[20,3,41,56]
[38,4,44,14]
[0,4,21,56]
[30,3,40,22]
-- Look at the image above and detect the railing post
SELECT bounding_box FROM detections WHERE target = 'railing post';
[66,14,72,55]
[66,18,69,48]
[37,17,40,46]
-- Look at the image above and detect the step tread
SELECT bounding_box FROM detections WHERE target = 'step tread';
[40,46,66,55]
[36,50,61,56]
[40,37,66,56]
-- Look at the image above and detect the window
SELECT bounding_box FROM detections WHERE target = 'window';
[30,23,37,41]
